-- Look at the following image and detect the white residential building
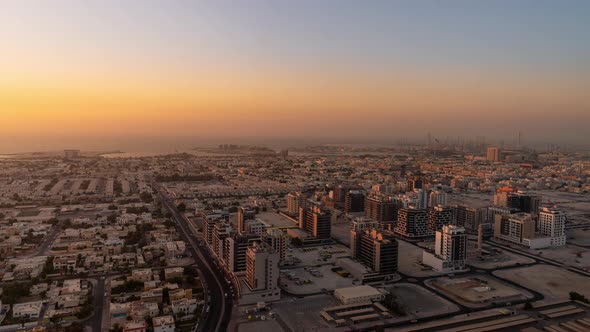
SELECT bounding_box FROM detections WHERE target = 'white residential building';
[334,285,384,305]
[422,225,468,273]
[538,207,566,247]
[153,315,175,332]
[171,298,198,317]
[428,190,448,208]
[12,301,43,319]
[131,268,153,282]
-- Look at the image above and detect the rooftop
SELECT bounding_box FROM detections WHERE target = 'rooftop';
[334,285,382,299]
[152,315,175,327]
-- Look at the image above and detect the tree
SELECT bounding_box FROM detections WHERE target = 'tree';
[163,287,170,304]
[112,323,123,332]
[76,302,94,319]
[49,315,60,327]
[177,202,186,212]
[65,322,85,332]
[168,277,183,285]
[1,283,31,304]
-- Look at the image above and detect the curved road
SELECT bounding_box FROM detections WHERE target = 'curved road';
[157,187,232,332]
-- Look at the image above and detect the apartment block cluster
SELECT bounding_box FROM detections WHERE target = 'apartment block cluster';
[286,174,569,276]
[201,207,283,304]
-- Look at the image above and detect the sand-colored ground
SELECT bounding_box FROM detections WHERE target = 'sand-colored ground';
[494,264,590,301]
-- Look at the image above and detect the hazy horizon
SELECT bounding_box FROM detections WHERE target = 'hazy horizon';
[1,133,588,155]
[2,0,589,152]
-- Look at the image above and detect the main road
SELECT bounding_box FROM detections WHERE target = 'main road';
[156,184,232,332]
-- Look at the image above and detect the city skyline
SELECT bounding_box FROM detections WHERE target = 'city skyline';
[2,0,590,152]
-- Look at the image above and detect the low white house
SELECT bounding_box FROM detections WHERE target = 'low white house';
[12,301,43,319]
[153,315,175,332]
[334,285,384,305]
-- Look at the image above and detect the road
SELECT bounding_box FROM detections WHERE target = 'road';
[86,277,106,332]
[157,184,232,332]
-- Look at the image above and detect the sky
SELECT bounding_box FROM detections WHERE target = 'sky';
[1,0,589,152]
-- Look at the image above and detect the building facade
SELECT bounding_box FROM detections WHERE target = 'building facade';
[350,229,398,276]
[395,208,429,238]
[538,207,566,247]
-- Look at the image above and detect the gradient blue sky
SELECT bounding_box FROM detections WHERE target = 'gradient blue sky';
[1,0,589,151]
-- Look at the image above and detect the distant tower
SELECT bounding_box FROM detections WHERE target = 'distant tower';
[237,206,256,235]
[517,131,522,147]
[486,147,500,162]
[477,224,483,256]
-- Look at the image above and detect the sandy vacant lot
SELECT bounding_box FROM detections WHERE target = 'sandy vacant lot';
[386,283,460,317]
[494,264,590,301]
[468,247,535,269]
[526,245,590,271]
[568,228,590,247]
[427,275,532,308]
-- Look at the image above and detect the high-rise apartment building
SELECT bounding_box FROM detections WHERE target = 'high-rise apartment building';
[300,204,332,239]
[487,147,500,162]
[423,225,467,272]
[212,221,231,259]
[395,208,429,238]
[428,190,448,207]
[364,194,398,229]
[287,192,307,216]
[435,225,467,264]
[538,207,566,247]
[407,177,423,192]
[494,213,535,245]
[344,190,365,213]
[203,216,221,247]
[333,185,350,205]
[493,187,518,208]
[517,193,542,214]
[493,188,542,214]
[486,206,519,224]
[453,205,486,232]
[245,242,280,293]
[415,189,429,209]
[237,206,256,235]
[350,229,398,275]
[428,205,454,233]
[223,234,261,273]
[264,229,289,262]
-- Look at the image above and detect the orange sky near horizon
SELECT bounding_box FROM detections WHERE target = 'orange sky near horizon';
[2,56,588,134]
